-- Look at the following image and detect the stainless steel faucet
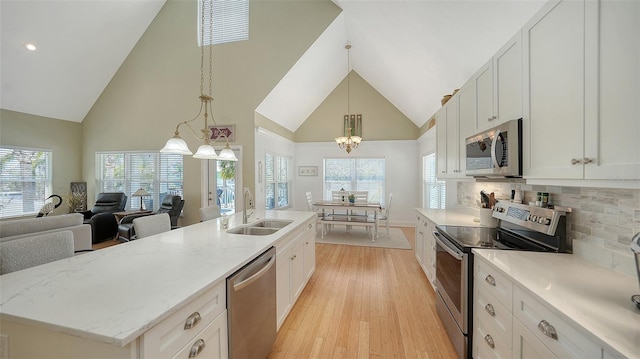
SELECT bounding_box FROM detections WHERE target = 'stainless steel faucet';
[243,188,253,224]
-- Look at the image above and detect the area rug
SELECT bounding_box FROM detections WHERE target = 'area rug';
[315,227,412,250]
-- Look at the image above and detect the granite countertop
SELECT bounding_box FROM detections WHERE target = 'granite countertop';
[0,210,314,347]
[473,249,639,358]
[415,207,481,226]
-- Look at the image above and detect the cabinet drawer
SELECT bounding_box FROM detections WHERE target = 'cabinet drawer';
[475,284,512,339]
[475,312,511,359]
[142,281,226,359]
[513,286,600,358]
[476,258,513,311]
[172,311,228,359]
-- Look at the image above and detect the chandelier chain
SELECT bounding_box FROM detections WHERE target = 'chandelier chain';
[208,0,213,97]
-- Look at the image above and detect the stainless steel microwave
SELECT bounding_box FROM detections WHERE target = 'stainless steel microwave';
[465,119,522,177]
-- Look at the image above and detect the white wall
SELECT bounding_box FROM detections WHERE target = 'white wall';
[254,127,296,211]
[294,140,419,227]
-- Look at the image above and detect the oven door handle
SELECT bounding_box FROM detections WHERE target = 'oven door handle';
[433,231,464,260]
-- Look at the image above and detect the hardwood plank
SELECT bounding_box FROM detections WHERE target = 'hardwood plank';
[268,227,457,359]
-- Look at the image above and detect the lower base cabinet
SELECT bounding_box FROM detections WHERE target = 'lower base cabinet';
[415,212,436,289]
[474,255,623,359]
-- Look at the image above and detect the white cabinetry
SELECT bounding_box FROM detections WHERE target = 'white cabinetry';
[436,94,470,179]
[414,212,435,289]
[524,0,639,181]
[474,254,620,359]
[474,31,523,133]
[276,218,316,329]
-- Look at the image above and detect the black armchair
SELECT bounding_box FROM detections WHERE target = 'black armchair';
[117,195,184,242]
[82,192,127,244]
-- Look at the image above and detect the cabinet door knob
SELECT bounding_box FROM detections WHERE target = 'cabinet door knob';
[484,334,495,349]
[485,274,496,286]
[188,339,206,358]
[184,312,201,330]
[485,303,495,317]
[570,158,582,165]
[537,319,558,340]
[583,157,592,164]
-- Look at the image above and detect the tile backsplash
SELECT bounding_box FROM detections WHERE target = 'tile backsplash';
[457,181,639,277]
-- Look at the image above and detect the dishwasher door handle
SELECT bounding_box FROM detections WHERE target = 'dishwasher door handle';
[233,255,276,291]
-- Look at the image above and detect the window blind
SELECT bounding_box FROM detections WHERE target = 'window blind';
[323,158,385,204]
[198,0,249,46]
[0,147,52,218]
[423,153,446,209]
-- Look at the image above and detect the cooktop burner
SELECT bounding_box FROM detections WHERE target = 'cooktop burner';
[435,225,555,253]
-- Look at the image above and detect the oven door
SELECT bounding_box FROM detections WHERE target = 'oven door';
[433,230,468,333]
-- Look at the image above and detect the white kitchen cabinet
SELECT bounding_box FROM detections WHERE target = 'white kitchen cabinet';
[437,94,468,179]
[474,254,620,359]
[414,212,436,289]
[523,0,586,179]
[583,0,640,180]
[474,31,523,133]
[524,0,639,181]
[275,218,315,329]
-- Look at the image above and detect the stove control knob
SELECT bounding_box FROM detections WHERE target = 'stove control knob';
[530,215,538,222]
[496,207,505,213]
[526,214,532,221]
[542,218,551,225]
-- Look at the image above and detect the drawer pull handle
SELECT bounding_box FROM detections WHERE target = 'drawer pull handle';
[184,312,201,330]
[485,274,496,286]
[485,303,495,317]
[188,339,206,358]
[537,320,558,340]
[484,334,495,349]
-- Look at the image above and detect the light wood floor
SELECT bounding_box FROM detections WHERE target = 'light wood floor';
[267,227,457,359]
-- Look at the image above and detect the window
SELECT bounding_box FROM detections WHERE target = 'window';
[96,152,183,211]
[198,0,249,46]
[323,158,385,204]
[0,147,52,218]
[265,153,290,210]
[423,153,446,209]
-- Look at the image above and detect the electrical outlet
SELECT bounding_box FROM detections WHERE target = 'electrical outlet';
[0,334,8,359]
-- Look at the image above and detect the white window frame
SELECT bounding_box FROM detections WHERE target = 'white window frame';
[423,153,446,209]
[264,152,291,210]
[0,146,52,219]
[96,152,183,212]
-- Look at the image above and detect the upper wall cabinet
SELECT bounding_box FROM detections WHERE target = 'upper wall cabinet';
[474,31,523,132]
[524,0,640,181]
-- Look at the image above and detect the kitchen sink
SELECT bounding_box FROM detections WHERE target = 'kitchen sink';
[227,227,279,236]
[226,219,293,236]
[250,220,293,229]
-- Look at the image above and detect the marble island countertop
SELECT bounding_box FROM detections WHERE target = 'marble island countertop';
[0,210,314,347]
[473,249,640,358]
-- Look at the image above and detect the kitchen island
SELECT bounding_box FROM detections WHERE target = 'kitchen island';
[0,210,316,358]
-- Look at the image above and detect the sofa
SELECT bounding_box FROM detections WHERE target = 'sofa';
[0,213,92,252]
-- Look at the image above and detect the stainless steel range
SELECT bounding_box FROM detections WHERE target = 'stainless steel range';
[433,201,570,359]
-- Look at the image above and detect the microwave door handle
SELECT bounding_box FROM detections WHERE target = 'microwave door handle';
[491,130,501,168]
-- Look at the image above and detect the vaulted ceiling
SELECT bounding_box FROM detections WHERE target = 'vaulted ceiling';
[1,0,546,130]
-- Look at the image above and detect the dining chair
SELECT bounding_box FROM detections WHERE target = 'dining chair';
[305,191,324,227]
[133,213,171,239]
[200,205,221,221]
[376,193,393,238]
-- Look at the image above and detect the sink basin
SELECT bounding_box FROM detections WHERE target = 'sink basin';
[251,220,293,229]
[226,227,279,236]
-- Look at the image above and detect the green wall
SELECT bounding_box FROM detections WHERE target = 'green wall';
[0,109,83,216]
[81,0,341,225]
[295,71,418,142]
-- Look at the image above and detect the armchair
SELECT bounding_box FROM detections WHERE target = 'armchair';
[81,192,127,244]
[117,195,184,241]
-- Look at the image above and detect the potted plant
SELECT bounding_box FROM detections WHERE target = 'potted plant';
[348,193,355,203]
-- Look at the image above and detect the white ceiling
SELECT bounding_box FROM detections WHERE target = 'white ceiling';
[1,0,546,130]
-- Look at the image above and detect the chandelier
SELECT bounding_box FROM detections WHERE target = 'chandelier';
[335,43,362,154]
[160,0,237,161]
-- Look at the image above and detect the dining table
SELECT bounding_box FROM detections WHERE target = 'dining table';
[313,200,382,240]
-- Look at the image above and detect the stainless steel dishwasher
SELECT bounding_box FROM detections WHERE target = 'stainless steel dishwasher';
[227,246,277,358]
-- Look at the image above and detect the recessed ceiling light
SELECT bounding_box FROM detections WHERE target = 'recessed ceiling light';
[24,43,37,51]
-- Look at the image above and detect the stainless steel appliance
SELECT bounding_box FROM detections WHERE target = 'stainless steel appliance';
[433,202,570,359]
[227,246,277,358]
[465,119,522,177]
